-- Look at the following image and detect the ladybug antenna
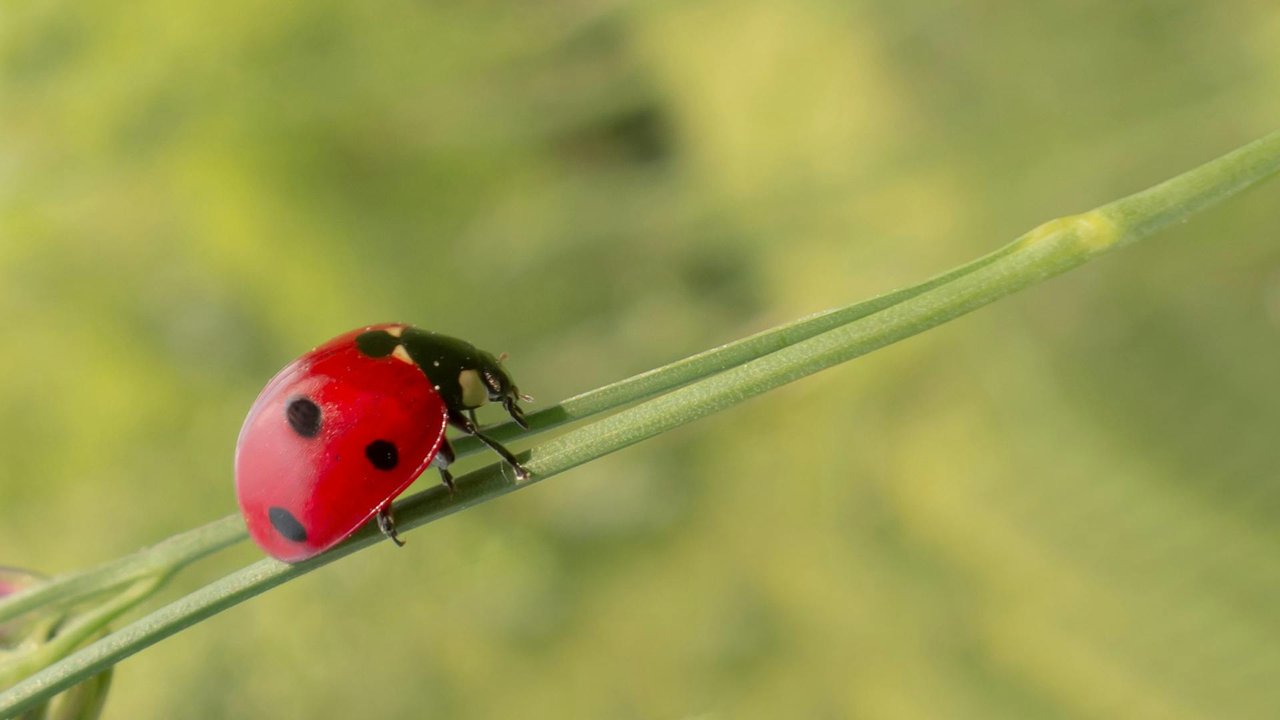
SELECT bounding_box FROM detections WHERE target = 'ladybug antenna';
[497,351,509,363]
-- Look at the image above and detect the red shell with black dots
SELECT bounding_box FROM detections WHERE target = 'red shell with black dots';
[234,325,448,563]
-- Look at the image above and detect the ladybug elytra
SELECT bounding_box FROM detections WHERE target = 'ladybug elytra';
[234,324,531,562]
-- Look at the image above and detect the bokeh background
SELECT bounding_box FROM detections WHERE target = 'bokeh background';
[4,1,1280,717]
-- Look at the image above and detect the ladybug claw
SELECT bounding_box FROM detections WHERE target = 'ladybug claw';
[439,467,456,493]
[376,507,405,547]
[457,417,531,484]
[503,397,529,429]
[512,463,531,483]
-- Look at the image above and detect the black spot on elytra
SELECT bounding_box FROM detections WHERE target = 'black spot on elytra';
[355,330,400,358]
[365,440,398,470]
[268,507,307,542]
[285,397,321,438]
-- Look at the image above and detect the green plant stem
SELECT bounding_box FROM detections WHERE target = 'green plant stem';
[0,218,1023,627]
[0,519,243,627]
[2,127,1278,716]
[454,234,1027,452]
[0,577,162,687]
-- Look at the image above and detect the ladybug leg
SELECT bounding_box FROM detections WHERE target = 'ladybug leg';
[467,409,479,427]
[433,438,457,492]
[438,466,455,491]
[376,506,406,547]
[449,411,531,482]
[502,396,529,429]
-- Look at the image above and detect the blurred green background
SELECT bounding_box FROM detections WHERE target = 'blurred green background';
[4,1,1280,717]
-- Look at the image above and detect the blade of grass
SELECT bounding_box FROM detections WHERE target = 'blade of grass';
[2,127,1278,716]
[0,211,1023,628]
[0,519,243,627]
[0,577,163,687]
[454,232,1029,451]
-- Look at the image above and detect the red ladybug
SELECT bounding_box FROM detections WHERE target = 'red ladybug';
[235,324,531,562]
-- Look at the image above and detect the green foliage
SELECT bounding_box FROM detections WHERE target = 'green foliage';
[3,1,1280,718]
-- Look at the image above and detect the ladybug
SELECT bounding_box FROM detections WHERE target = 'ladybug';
[235,323,531,562]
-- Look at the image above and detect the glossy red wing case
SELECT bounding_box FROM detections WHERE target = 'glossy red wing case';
[235,326,449,562]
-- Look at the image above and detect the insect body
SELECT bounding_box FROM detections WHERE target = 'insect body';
[234,324,531,562]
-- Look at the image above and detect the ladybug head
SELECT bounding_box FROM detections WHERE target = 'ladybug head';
[478,352,532,429]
